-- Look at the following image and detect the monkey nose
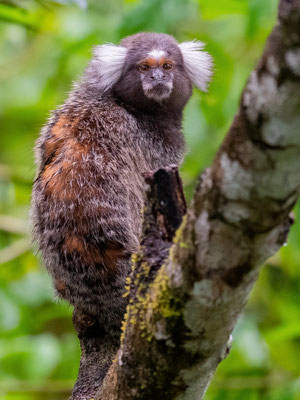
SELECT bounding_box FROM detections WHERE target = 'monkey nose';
[150,69,165,81]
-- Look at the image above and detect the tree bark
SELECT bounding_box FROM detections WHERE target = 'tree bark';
[75,0,300,398]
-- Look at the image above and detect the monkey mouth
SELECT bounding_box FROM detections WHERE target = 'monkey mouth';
[143,82,173,102]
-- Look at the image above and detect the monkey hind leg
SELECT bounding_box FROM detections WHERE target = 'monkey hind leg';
[70,308,120,400]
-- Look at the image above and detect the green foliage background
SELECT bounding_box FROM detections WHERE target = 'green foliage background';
[0,0,300,399]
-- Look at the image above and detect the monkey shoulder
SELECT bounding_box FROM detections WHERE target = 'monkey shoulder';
[33,98,145,221]
[37,97,139,168]
[32,100,141,266]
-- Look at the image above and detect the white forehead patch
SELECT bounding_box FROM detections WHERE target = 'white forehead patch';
[148,49,166,60]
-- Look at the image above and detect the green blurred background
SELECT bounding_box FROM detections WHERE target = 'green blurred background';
[0,0,300,399]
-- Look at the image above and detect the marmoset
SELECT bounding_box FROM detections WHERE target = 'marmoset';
[31,32,212,343]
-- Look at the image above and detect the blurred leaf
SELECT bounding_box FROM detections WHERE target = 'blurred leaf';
[0,292,20,332]
[54,0,87,8]
[0,4,39,29]
[0,334,61,380]
[198,0,248,19]
[9,272,53,306]
[0,237,30,264]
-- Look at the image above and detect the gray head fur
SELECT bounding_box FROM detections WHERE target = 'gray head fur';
[83,32,213,109]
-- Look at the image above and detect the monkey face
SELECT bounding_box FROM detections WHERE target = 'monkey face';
[88,33,213,112]
[111,33,193,110]
[137,50,175,102]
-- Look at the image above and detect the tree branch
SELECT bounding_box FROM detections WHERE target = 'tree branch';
[95,1,300,398]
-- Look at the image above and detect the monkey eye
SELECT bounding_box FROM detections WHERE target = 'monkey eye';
[138,63,150,72]
[162,63,173,71]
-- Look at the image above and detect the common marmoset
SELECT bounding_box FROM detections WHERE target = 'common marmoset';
[31,31,212,353]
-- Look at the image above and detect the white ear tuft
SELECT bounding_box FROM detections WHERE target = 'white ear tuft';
[92,44,128,92]
[179,41,213,92]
